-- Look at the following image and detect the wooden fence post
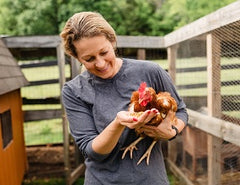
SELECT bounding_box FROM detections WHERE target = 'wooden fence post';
[57,44,71,185]
[207,32,222,185]
[70,56,84,166]
[137,49,146,60]
[167,44,178,163]
[70,57,83,78]
[167,45,177,84]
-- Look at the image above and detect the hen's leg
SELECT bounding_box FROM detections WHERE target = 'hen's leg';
[137,140,157,165]
[122,136,145,159]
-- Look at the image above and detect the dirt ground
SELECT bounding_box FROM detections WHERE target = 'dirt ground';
[24,144,82,180]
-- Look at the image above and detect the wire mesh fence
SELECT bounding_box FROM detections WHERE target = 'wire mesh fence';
[20,58,71,146]
[174,20,240,185]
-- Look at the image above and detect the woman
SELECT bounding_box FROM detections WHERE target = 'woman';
[60,12,188,185]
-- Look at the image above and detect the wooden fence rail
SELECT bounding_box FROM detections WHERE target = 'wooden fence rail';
[187,109,240,147]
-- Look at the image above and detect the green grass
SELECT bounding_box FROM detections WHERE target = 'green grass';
[24,118,63,145]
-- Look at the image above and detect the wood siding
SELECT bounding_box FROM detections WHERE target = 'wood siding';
[0,90,28,185]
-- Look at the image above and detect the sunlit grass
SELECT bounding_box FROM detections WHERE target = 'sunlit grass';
[24,118,63,145]
[22,84,61,98]
[23,104,61,111]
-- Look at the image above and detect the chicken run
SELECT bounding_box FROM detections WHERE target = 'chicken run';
[122,82,178,165]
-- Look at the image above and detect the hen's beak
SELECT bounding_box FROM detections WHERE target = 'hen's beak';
[139,99,143,104]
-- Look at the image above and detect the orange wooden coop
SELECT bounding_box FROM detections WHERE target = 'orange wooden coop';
[0,38,29,185]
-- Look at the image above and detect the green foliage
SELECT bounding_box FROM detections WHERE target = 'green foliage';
[0,0,59,35]
[160,0,236,31]
[0,0,236,36]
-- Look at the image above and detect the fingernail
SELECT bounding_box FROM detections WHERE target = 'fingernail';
[133,118,138,121]
[147,110,151,114]
[153,109,158,113]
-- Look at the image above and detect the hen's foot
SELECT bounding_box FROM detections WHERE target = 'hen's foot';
[137,140,157,165]
[122,137,144,159]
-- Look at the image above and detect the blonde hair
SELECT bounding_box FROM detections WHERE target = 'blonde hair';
[60,12,116,58]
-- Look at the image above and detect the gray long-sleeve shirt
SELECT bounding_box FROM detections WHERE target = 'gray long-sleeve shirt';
[62,58,188,185]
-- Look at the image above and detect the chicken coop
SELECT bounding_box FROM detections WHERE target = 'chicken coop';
[0,38,29,185]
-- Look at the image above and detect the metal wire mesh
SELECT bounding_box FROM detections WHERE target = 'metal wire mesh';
[175,20,240,184]
[20,59,71,146]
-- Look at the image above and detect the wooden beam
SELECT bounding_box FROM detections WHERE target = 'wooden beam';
[57,44,71,185]
[206,32,222,185]
[137,49,146,60]
[69,164,85,185]
[24,109,61,121]
[3,35,165,49]
[2,35,61,48]
[117,36,164,48]
[70,57,82,78]
[167,45,178,84]
[187,109,240,147]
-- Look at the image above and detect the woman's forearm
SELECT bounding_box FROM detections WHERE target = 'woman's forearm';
[91,109,160,155]
[174,118,185,133]
[92,118,125,154]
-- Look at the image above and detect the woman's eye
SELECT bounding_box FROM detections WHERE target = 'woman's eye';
[100,51,108,56]
[86,57,94,62]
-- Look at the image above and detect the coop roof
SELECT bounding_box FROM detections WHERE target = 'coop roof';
[0,38,28,96]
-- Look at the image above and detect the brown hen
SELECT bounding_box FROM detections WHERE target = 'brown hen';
[122,82,177,165]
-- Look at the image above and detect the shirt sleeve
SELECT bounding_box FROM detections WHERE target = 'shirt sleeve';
[151,65,189,125]
[62,83,110,161]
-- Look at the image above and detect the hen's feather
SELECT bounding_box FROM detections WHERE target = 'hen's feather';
[123,82,178,165]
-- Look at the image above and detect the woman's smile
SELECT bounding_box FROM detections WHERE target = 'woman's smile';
[97,64,109,73]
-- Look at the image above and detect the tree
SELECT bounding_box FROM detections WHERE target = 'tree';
[160,0,236,32]
[0,0,60,35]
[0,0,237,36]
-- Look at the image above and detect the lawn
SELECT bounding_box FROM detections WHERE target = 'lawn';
[24,118,63,145]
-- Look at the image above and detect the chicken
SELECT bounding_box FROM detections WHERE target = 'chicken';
[122,82,177,165]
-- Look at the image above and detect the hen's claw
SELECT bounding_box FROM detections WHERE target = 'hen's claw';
[122,137,145,159]
[137,140,157,165]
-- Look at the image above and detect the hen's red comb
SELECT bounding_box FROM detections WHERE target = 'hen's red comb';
[138,82,147,93]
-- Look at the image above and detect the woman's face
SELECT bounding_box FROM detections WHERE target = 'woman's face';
[73,35,122,79]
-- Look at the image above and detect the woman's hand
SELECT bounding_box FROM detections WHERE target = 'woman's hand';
[138,110,176,140]
[116,108,159,130]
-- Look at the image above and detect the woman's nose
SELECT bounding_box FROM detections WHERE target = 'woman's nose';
[95,56,105,68]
